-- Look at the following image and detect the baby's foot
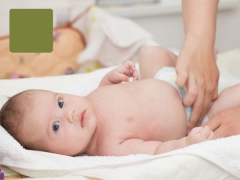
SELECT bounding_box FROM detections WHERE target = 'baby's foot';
[186,126,215,146]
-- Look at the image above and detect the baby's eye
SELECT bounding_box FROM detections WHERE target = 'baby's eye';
[58,99,64,108]
[53,122,60,132]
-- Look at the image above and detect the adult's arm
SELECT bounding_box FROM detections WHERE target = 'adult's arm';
[176,0,220,133]
[205,107,240,138]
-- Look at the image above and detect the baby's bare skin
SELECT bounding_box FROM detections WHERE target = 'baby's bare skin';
[86,79,188,155]
[20,80,213,156]
[17,47,214,157]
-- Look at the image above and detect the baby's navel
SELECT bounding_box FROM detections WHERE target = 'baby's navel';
[127,117,132,122]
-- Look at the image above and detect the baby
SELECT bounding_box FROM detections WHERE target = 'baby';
[0,47,239,156]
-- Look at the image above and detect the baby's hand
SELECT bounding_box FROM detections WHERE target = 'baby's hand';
[110,61,138,83]
[185,126,215,146]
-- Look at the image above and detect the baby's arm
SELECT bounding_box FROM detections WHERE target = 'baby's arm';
[99,61,138,87]
[104,126,214,155]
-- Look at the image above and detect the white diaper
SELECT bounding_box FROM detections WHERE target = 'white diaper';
[201,115,209,125]
[154,66,192,120]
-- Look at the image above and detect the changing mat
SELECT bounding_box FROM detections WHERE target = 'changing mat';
[1,49,240,180]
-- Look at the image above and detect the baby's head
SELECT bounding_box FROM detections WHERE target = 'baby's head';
[0,90,33,148]
[0,89,97,156]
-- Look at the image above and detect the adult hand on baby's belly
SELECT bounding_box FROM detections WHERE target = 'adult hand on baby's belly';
[185,126,215,146]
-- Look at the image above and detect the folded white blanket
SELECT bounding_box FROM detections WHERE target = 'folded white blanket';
[72,6,157,66]
[1,49,240,179]
[1,126,240,179]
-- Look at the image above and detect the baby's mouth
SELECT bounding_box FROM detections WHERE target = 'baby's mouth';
[79,111,86,128]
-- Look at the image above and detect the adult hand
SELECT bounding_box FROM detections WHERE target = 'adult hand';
[204,107,240,138]
[176,46,219,133]
[177,0,219,133]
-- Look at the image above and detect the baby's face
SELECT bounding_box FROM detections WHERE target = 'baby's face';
[21,90,97,156]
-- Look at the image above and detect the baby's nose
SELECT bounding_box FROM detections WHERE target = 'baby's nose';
[66,109,74,123]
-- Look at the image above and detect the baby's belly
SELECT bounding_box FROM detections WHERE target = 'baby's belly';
[126,93,188,142]
[90,79,188,142]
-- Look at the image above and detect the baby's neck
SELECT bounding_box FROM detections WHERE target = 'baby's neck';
[82,95,102,155]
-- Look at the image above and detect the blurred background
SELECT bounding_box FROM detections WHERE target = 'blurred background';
[0,0,239,79]
[98,0,240,53]
[1,0,239,52]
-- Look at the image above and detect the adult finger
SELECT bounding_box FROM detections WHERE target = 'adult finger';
[204,116,221,132]
[207,130,215,140]
[211,127,229,139]
[197,74,219,126]
[183,73,198,106]
[176,66,188,87]
[187,75,205,132]
[212,87,218,101]
[196,93,212,127]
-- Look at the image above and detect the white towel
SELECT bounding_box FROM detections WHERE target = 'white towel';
[1,125,240,179]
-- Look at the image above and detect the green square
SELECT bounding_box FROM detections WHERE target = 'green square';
[10,9,53,53]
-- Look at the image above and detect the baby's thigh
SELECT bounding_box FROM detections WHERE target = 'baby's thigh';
[139,46,177,79]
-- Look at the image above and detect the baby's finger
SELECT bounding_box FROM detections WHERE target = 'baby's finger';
[189,126,203,134]
[116,73,129,82]
[121,66,132,77]
[199,126,212,138]
[124,61,135,70]
[133,69,139,80]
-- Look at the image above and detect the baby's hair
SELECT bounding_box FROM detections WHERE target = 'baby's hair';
[0,90,33,147]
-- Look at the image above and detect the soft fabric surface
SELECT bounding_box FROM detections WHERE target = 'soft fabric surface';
[0,127,240,179]
[0,27,85,79]
[72,6,157,67]
[0,5,157,79]
[0,49,240,180]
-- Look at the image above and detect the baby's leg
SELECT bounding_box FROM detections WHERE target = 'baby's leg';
[207,84,240,120]
[139,46,177,79]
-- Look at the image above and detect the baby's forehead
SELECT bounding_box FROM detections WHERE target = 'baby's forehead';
[21,90,54,124]
[24,89,52,95]
[17,90,54,109]
[21,90,53,99]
